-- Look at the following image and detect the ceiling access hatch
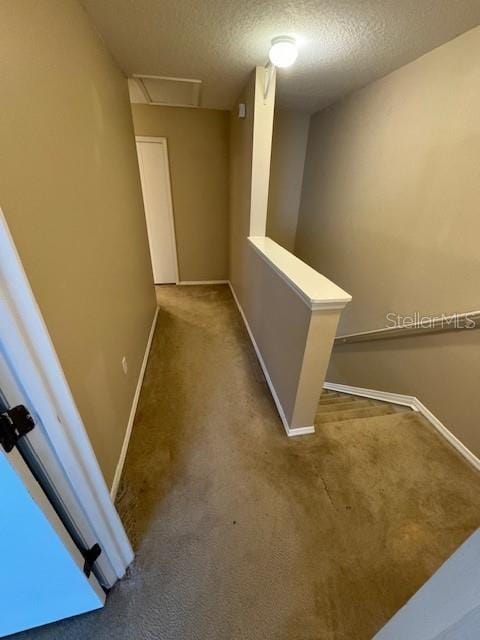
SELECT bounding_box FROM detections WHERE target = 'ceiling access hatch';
[131,75,202,108]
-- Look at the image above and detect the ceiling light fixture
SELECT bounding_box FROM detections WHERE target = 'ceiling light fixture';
[268,36,298,68]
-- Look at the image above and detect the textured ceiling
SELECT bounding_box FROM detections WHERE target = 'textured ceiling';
[81,0,480,113]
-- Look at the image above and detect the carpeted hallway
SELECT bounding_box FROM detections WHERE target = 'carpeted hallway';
[14,284,480,640]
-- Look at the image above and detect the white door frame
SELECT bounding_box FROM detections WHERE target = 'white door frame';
[0,208,133,586]
[135,136,179,284]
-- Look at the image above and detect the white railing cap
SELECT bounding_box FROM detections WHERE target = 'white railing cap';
[248,236,352,311]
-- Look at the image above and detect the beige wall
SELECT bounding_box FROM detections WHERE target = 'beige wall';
[0,0,156,487]
[295,26,480,456]
[131,104,229,281]
[267,109,310,251]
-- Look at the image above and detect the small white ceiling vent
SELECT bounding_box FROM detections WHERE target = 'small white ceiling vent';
[130,75,201,108]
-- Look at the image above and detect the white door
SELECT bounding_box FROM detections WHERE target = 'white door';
[0,354,105,637]
[136,137,178,284]
[0,337,117,589]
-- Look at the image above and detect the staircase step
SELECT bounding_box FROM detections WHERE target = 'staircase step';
[319,394,357,406]
[316,405,397,425]
[390,403,412,414]
[319,391,340,400]
[319,409,421,431]
[317,399,374,414]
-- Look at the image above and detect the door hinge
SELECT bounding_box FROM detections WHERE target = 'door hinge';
[0,405,35,453]
[82,543,102,578]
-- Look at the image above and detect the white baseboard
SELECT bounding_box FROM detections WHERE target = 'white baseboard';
[110,307,159,500]
[324,381,480,472]
[286,425,316,436]
[228,281,314,437]
[413,398,480,472]
[324,381,417,409]
[178,280,228,285]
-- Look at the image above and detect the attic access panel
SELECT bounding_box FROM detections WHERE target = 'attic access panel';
[133,75,201,107]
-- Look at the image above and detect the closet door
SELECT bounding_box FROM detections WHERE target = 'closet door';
[136,137,178,284]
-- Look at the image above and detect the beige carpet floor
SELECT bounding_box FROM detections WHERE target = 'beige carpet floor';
[14,284,480,640]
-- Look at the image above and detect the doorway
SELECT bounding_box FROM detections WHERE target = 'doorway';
[136,136,179,284]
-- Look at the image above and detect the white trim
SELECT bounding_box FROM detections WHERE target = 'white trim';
[140,103,200,110]
[248,236,351,311]
[135,136,170,144]
[228,282,314,437]
[413,398,480,472]
[178,280,228,286]
[135,136,180,285]
[286,425,316,436]
[133,74,202,85]
[0,209,133,587]
[323,382,417,409]
[324,381,480,472]
[110,307,159,501]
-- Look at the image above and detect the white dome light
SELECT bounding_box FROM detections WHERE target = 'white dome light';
[268,36,298,68]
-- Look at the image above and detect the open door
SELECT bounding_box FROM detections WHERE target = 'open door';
[0,445,105,637]
[0,356,105,636]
